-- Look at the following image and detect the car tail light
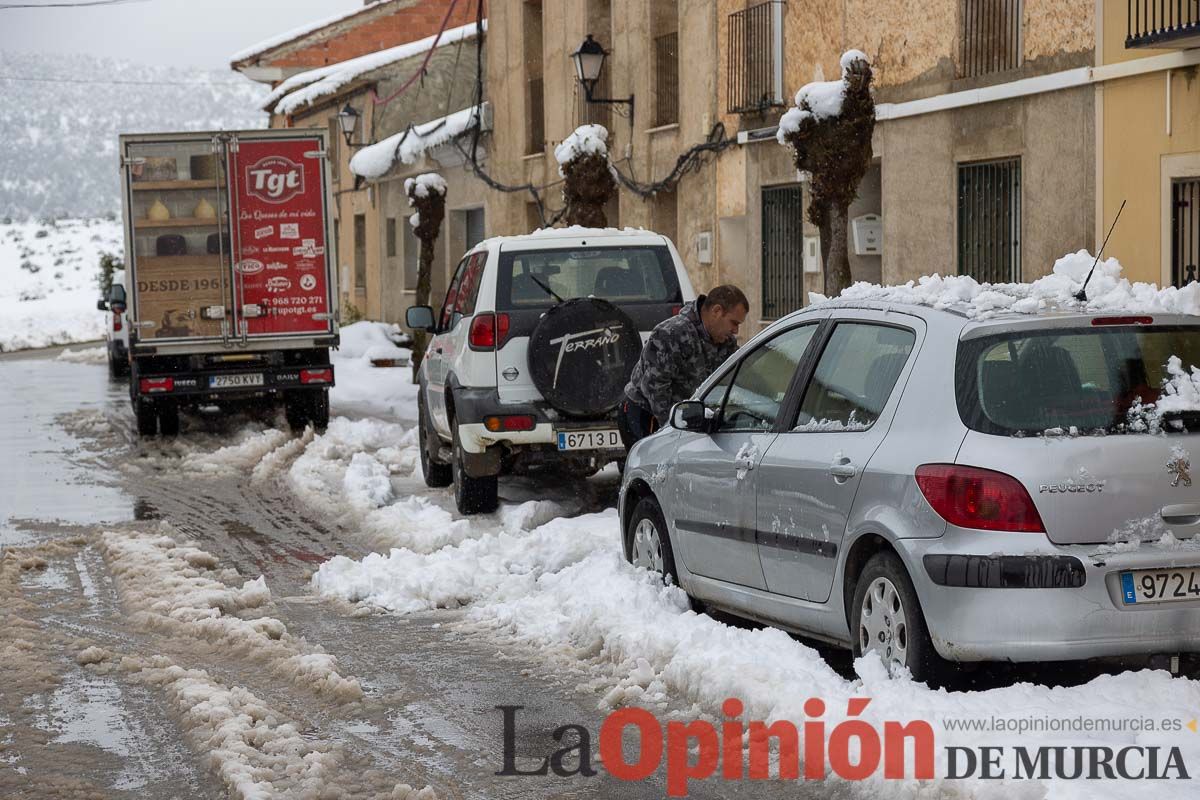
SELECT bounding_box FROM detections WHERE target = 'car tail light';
[1092,315,1153,326]
[300,368,333,384]
[915,464,1045,533]
[139,377,173,394]
[671,305,682,316]
[484,414,535,432]
[112,315,122,332]
[468,313,511,350]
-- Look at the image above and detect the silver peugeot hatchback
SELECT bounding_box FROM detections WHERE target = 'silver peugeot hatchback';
[619,300,1200,682]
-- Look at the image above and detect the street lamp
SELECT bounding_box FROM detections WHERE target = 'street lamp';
[570,34,634,116]
[336,103,361,147]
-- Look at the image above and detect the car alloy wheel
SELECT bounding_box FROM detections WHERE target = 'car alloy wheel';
[859,576,909,676]
[631,517,665,575]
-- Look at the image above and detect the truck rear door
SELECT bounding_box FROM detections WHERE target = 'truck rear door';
[226,131,336,341]
[120,133,234,345]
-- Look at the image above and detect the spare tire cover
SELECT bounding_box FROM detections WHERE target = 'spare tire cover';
[527,298,643,417]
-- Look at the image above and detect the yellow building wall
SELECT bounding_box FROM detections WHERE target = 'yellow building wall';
[1100,2,1200,285]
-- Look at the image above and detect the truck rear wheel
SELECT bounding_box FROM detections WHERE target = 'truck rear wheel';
[135,398,158,437]
[157,401,180,436]
[309,389,329,431]
[285,389,329,433]
[452,418,498,515]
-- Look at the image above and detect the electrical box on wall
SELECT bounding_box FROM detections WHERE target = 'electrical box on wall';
[696,231,713,264]
[803,235,821,274]
[852,213,883,256]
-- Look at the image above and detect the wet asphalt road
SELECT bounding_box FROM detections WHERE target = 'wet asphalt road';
[0,345,828,800]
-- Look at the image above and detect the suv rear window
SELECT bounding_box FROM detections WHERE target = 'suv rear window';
[956,326,1200,435]
[495,246,681,310]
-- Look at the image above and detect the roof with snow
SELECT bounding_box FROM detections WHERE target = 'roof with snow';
[349,104,488,179]
[230,0,401,65]
[272,21,485,116]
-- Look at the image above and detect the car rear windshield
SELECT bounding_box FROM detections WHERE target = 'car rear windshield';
[956,325,1200,435]
[495,245,682,310]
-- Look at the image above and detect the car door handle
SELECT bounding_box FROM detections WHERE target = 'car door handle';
[1162,504,1200,525]
[434,347,443,354]
[735,457,756,472]
[828,457,857,481]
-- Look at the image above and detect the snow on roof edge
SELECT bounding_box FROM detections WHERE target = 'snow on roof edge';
[230,1,400,65]
[273,20,486,116]
[349,104,487,179]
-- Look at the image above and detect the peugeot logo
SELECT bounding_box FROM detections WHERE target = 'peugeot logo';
[1167,454,1193,488]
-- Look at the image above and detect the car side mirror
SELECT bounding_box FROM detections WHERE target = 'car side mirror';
[96,299,109,311]
[670,400,709,433]
[406,305,435,332]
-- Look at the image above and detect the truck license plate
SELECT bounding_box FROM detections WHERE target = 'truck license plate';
[209,373,264,388]
[557,429,621,451]
[1120,567,1200,604]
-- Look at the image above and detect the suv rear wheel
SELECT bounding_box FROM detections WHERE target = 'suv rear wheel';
[452,416,498,515]
[419,394,452,488]
[851,551,949,685]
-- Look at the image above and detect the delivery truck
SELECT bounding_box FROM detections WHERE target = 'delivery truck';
[118,129,338,436]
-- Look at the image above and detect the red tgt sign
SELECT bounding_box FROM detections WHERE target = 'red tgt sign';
[244,156,304,204]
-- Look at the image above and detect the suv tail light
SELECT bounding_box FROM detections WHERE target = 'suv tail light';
[112,314,123,333]
[468,312,511,350]
[139,377,174,394]
[484,414,535,432]
[915,464,1045,533]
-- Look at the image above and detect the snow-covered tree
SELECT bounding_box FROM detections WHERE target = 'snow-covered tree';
[777,50,875,297]
[554,125,615,228]
[406,173,447,377]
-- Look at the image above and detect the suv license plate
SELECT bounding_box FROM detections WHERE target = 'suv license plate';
[210,373,264,388]
[557,429,621,451]
[1120,568,1200,605]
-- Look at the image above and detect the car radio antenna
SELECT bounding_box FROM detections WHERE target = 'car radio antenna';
[1075,199,1126,303]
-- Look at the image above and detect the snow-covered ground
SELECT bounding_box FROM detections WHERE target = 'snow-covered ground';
[0,218,122,352]
[104,324,1196,800]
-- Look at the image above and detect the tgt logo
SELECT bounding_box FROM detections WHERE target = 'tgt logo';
[245,156,304,204]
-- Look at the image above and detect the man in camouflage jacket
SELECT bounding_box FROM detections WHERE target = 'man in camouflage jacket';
[619,285,749,450]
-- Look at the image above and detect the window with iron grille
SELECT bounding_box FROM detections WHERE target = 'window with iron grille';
[524,0,544,155]
[654,32,679,126]
[761,185,806,319]
[1172,177,1200,287]
[959,0,1023,78]
[727,1,784,115]
[353,214,367,289]
[386,217,397,259]
[957,159,1022,283]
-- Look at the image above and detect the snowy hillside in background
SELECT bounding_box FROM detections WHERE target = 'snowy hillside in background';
[0,218,123,351]
[0,51,269,220]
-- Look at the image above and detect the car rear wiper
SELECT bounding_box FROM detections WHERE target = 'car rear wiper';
[529,275,565,304]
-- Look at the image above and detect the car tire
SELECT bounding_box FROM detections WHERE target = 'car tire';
[625,496,701,611]
[157,401,180,437]
[134,398,158,437]
[108,352,128,380]
[452,417,498,515]
[851,551,949,685]
[419,394,452,488]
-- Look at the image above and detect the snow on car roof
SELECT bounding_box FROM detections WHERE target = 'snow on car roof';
[809,250,1200,320]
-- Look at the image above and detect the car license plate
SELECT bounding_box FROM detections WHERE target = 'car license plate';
[209,373,264,388]
[1120,567,1200,604]
[557,429,621,451]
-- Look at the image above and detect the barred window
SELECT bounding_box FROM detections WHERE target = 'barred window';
[957,159,1022,284]
[959,0,1022,78]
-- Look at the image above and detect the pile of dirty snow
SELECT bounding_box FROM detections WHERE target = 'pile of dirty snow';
[817,250,1200,319]
[331,321,417,421]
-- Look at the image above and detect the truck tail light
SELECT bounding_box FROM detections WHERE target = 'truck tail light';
[112,315,122,333]
[300,368,333,384]
[915,464,1045,533]
[484,415,535,432]
[468,313,511,350]
[139,377,174,394]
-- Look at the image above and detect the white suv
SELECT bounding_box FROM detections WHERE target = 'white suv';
[97,268,130,379]
[407,227,697,514]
